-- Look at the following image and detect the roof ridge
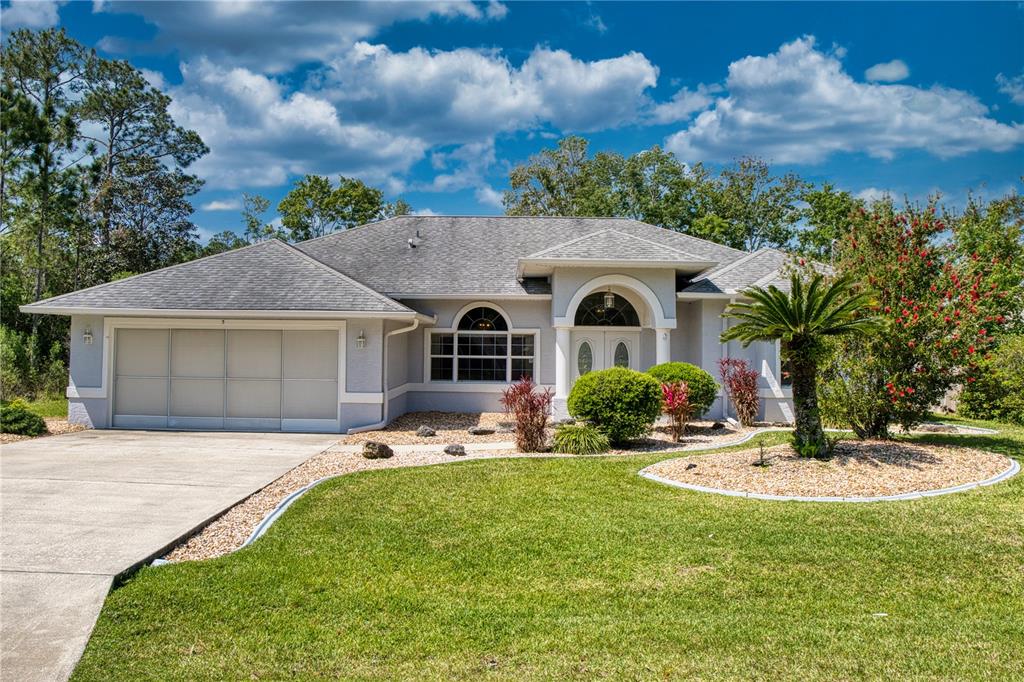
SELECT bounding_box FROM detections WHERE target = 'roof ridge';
[276,239,411,312]
[526,228,698,260]
[295,215,406,247]
[26,239,281,307]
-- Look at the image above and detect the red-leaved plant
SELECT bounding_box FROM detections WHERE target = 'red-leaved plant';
[660,380,692,441]
[500,377,553,453]
[718,358,760,426]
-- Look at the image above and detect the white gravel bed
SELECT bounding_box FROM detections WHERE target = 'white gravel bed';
[644,441,1013,499]
[337,411,517,445]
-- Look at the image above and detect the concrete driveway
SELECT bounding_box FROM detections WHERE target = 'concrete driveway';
[1,429,336,682]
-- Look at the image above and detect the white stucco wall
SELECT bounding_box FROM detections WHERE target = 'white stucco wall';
[551,267,677,326]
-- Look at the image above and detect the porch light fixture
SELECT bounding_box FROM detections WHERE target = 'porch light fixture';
[356,330,366,349]
[82,326,94,345]
[603,288,616,311]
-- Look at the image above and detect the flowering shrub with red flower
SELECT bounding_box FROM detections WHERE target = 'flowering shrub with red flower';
[718,358,760,426]
[660,380,692,442]
[818,196,1022,437]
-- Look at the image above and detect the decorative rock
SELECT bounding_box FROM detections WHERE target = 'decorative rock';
[362,442,394,459]
[711,422,725,430]
[416,425,436,437]
[685,462,697,470]
[444,444,466,456]
[497,423,515,434]
[468,426,495,435]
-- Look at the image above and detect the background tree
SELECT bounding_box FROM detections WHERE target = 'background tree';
[722,272,882,456]
[278,174,409,241]
[797,183,863,261]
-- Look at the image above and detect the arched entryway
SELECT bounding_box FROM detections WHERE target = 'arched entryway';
[553,274,676,402]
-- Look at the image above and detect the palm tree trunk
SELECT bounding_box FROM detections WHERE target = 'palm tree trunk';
[791,356,826,456]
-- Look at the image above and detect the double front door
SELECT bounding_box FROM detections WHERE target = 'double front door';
[571,330,640,381]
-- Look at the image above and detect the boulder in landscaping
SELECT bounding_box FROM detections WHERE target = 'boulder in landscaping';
[444,444,466,456]
[362,442,394,459]
[416,425,436,437]
[468,426,495,435]
[711,422,725,430]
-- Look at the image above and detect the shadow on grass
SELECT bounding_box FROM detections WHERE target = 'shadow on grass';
[899,433,1023,459]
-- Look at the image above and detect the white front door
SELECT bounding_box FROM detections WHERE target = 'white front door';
[571,330,640,382]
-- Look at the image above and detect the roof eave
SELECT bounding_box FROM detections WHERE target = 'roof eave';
[518,257,717,278]
[18,305,428,320]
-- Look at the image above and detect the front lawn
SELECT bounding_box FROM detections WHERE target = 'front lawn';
[24,395,67,418]
[74,423,1023,680]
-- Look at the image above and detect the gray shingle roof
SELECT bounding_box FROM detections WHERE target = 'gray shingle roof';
[23,239,412,313]
[681,249,790,295]
[297,216,746,296]
[523,229,709,263]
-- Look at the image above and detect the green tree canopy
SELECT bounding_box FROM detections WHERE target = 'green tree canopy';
[277,174,410,241]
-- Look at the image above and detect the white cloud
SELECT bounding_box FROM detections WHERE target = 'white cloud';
[1,0,63,28]
[584,11,607,34]
[167,58,428,189]
[320,43,658,141]
[95,1,508,73]
[666,36,1024,164]
[411,208,440,216]
[648,84,718,124]
[854,187,893,203]
[865,59,909,82]
[200,199,242,211]
[996,72,1024,105]
[475,185,505,209]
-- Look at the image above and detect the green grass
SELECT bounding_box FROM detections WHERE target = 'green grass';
[74,423,1023,681]
[24,395,67,418]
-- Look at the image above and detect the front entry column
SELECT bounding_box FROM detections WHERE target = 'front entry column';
[655,328,671,365]
[554,327,571,399]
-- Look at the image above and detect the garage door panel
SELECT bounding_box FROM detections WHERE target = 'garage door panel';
[170,378,224,417]
[227,330,281,378]
[171,330,224,378]
[114,377,168,416]
[226,379,281,418]
[282,380,337,420]
[115,329,168,377]
[283,330,338,379]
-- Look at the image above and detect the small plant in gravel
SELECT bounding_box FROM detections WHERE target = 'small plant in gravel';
[568,367,662,444]
[0,399,47,436]
[552,423,609,455]
[718,358,761,426]
[660,381,692,442]
[500,377,553,452]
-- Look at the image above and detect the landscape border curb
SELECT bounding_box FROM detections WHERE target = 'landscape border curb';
[638,455,1019,503]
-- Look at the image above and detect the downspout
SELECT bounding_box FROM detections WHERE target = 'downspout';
[346,318,422,434]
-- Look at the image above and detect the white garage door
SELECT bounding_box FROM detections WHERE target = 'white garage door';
[113,327,340,432]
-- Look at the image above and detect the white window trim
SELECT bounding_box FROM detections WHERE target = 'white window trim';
[422,304,540,385]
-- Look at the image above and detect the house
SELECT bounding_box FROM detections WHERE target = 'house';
[22,216,795,433]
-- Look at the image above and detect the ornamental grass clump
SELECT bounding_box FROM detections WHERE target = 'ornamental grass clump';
[551,423,609,455]
[567,367,661,444]
[660,381,692,442]
[718,358,760,426]
[500,377,552,452]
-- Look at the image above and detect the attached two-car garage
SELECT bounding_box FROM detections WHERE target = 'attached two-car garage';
[112,326,341,432]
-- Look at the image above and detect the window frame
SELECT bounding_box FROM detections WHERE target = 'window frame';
[425,304,539,384]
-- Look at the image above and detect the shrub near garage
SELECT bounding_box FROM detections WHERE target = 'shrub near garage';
[567,367,661,444]
[646,362,718,417]
[0,399,47,436]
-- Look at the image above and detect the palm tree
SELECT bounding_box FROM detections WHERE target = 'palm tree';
[721,272,883,457]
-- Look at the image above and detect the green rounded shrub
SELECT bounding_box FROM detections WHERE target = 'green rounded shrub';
[567,367,661,443]
[552,423,610,455]
[0,399,47,436]
[646,362,718,416]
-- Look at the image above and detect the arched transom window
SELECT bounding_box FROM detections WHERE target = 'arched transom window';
[574,292,640,327]
[430,306,536,382]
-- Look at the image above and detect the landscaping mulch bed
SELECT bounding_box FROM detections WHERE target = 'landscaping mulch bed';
[609,421,744,453]
[645,440,1011,499]
[0,418,87,445]
[336,411,517,445]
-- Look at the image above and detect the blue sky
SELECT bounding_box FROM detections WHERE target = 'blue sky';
[3,0,1022,241]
